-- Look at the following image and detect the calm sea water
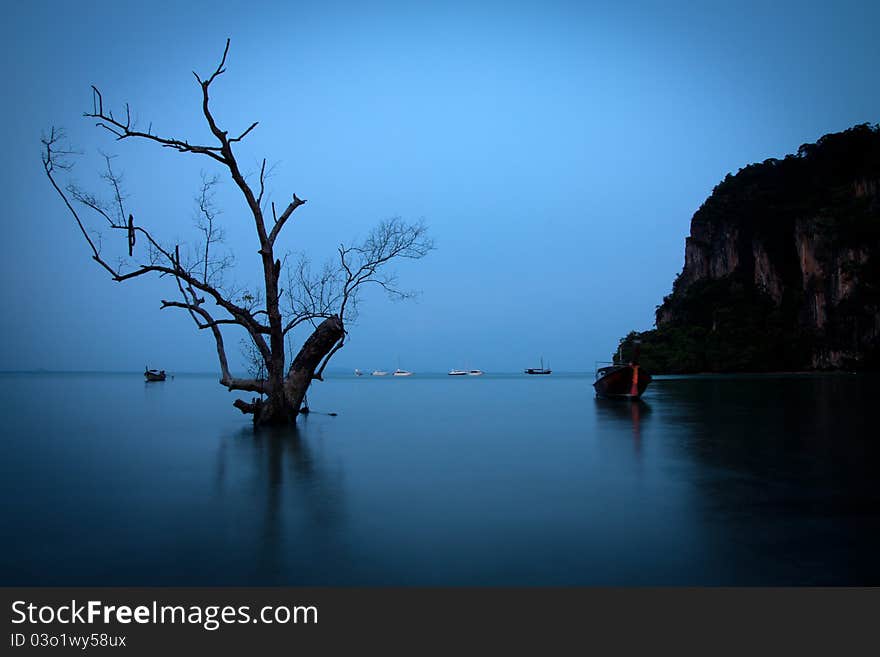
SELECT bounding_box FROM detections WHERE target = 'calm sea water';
[1,371,878,585]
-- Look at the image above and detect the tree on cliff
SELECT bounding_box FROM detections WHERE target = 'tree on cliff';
[41,40,433,425]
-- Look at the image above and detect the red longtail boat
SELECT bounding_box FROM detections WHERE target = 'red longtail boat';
[593,342,651,399]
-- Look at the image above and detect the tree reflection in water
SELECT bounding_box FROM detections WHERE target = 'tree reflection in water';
[213,419,349,584]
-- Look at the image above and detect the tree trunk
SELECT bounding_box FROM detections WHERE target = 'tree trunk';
[234,315,345,426]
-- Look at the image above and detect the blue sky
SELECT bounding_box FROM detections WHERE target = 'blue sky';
[1,0,878,373]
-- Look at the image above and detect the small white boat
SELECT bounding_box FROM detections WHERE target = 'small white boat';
[468,370,484,376]
[448,369,468,376]
[371,370,389,376]
[393,368,413,377]
[354,369,363,376]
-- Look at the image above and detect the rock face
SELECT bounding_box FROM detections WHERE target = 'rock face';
[623,124,880,373]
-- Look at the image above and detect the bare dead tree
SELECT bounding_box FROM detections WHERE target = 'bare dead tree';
[42,40,433,425]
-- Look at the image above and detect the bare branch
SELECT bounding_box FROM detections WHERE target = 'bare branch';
[194,172,232,286]
[256,159,267,206]
[42,128,117,278]
[85,88,227,163]
[338,218,434,321]
[47,153,271,356]
[282,218,433,351]
[99,152,127,223]
[239,336,268,394]
[159,299,267,394]
[313,335,346,381]
[205,38,230,87]
[268,193,306,244]
[233,398,260,415]
[230,121,259,144]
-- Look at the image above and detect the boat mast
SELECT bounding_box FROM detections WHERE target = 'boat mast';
[631,340,641,365]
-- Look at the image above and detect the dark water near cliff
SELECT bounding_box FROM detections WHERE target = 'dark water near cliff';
[1,371,878,585]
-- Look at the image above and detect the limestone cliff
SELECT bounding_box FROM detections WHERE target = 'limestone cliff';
[622,123,880,372]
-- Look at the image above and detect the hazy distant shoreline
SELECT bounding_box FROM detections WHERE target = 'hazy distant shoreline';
[0,369,864,377]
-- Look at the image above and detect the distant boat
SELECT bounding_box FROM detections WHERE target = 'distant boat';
[371,370,389,376]
[144,367,166,382]
[524,357,551,375]
[354,369,363,376]
[392,357,412,377]
[468,369,484,376]
[593,341,652,399]
[448,369,468,376]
